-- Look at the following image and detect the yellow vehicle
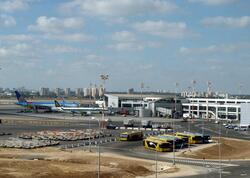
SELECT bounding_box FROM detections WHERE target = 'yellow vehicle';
[175,132,204,144]
[143,137,172,152]
[159,134,188,148]
[119,131,143,141]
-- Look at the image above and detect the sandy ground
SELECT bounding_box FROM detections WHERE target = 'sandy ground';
[178,137,250,160]
[0,147,207,178]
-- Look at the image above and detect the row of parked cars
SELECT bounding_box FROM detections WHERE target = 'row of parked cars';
[223,123,249,131]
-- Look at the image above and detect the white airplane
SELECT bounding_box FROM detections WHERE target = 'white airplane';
[54,100,106,116]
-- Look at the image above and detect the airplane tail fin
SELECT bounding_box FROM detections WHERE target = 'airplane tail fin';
[54,100,61,107]
[15,91,27,102]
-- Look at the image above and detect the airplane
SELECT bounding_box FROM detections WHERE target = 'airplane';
[15,91,79,112]
[54,100,106,116]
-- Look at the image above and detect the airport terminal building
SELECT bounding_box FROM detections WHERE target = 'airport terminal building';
[182,98,250,120]
[104,93,250,120]
[104,93,182,117]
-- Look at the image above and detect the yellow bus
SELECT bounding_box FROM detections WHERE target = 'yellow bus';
[159,134,189,148]
[175,132,205,144]
[119,131,143,141]
[143,137,172,152]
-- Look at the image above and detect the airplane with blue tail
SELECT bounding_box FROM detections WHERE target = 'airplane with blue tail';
[54,100,106,116]
[15,91,79,112]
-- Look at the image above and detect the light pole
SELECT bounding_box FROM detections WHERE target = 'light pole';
[219,120,222,178]
[149,142,158,178]
[98,74,109,178]
[173,82,179,165]
[141,82,144,108]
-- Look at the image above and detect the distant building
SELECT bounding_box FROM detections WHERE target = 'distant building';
[76,88,83,97]
[128,88,134,94]
[40,88,50,96]
[99,86,105,97]
[55,88,64,96]
[84,88,91,97]
[65,88,71,96]
[91,86,98,98]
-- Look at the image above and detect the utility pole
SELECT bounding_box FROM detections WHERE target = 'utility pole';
[173,82,178,165]
[149,142,158,178]
[98,74,109,178]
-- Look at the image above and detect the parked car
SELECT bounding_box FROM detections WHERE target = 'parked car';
[106,123,117,129]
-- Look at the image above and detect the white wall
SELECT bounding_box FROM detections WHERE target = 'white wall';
[240,103,250,125]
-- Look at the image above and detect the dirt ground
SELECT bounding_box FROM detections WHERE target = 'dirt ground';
[178,137,250,160]
[0,147,178,178]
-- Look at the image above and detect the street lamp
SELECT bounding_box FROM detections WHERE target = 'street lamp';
[98,74,109,178]
[173,82,179,165]
[149,142,158,178]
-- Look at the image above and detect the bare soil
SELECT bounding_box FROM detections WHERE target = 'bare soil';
[179,137,250,160]
[0,148,155,178]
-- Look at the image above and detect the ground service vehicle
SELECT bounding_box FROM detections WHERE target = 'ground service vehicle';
[119,131,143,141]
[143,137,172,152]
[175,132,209,144]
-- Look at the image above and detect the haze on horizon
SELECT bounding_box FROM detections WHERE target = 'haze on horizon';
[0,0,249,94]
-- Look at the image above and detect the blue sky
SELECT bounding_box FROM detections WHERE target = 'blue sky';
[0,0,250,94]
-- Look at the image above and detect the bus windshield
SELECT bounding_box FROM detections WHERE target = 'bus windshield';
[120,134,128,138]
[193,136,203,141]
[159,143,170,148]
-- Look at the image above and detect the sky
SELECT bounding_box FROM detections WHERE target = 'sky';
[0,0,250,94]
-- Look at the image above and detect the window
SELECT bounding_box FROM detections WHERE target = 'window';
[217,101,225,104]
[208,107,216,112]
[199,106,206,110]
[228,107,236,112]
[122,104,132,108]
[218,107,226,111]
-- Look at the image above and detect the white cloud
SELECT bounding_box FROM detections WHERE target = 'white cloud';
[28,16,84,33]
[0,0,30,12]
[132,20,194,39]
[108,42,144,51]
[0,0,39,13]
[51,45,84,53]
[59,0,177,17]
[108,30,162,51]
[179,43,250,55]
[0,43,31,58]
[188,0,238,6]
[111,31,136,42]
[0,34,33,41]
[44,33,94,42]
[0,14,16,27]
[202,16,250,28]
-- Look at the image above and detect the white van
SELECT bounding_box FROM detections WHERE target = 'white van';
[234,125,249,131]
